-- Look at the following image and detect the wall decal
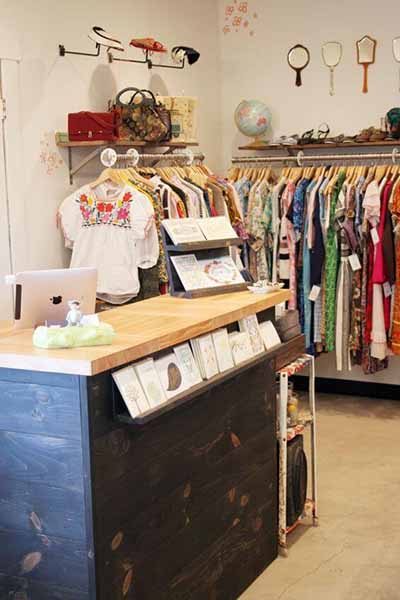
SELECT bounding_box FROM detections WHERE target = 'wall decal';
[223,0,258,37]
[40,132,63,175]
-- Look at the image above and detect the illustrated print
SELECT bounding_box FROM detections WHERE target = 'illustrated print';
[223,0,258,36]
[167,362,182,391]
[40,132,63,175]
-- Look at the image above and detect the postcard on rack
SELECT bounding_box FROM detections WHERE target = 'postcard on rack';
[239,314,265,355]
[197,216,238,241]
[212,328,234,372]
[112,366,149,417]
[134,358,167,409]
[197,256,245,287]
[195,333,219,379]
[229,331,253,366]
[171,255,206,290]
[155,352,190,400]
[163,218,205,245]
[173,342,203,386]
[259,321,282,350]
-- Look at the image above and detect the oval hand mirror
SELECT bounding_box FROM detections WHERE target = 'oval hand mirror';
[356,35,377,93]
[322,41,342,96]
[287,44,310,87]
[392,37,400,91]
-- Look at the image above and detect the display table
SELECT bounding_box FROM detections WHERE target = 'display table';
[0,290,299,600]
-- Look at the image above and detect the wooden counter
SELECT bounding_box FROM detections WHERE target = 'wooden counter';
[0,290,299,600]
[0,289,290,375]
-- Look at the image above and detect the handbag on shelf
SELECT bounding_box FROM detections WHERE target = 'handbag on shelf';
[114,87,171,143]
[68,110,120,142]
[156,96,198,142]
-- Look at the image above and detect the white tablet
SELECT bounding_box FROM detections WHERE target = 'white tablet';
[13,267,97,329]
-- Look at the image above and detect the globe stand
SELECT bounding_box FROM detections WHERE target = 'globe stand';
[246,136,270,149]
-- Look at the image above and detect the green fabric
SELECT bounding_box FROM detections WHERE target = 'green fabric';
[33,323,115,349]
[325,171,346,352]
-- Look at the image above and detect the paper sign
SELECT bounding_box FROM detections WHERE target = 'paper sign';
[308,285,321,302]
[349,254,362,271]
[371,227,380,245]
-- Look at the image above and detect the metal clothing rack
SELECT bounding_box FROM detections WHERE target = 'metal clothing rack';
[100,147,205,168]
[232,147,400,167]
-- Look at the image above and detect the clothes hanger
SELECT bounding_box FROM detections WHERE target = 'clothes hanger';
[89,167,122,189]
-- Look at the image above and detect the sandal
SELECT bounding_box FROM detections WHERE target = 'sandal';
[369,127,386,141]
[298,129,314,145]
[316,122,330,142]
[325,134,345,144]
[355,127,374,143]
[130,38,167,53]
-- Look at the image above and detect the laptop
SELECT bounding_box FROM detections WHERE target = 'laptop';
[13,267,97,329]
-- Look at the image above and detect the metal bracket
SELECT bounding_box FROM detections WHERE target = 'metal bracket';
[59,43,101,58]
[108,49,185,70]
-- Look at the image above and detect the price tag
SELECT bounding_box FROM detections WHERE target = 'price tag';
[371,227,380,245]
[349,254,362,271]
[308,285,321,302]
[383,282,392,298]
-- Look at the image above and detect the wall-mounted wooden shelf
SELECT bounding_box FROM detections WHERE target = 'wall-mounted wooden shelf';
[238,140,400,153]
[55,136,199,184]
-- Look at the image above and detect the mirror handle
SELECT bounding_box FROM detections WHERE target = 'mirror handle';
[329,67,335,96]
[362,63,369,94]
[295,68,302,87]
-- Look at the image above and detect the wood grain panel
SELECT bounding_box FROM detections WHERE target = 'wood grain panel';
[0,431,83,491]
[0,290,290,375]
[92,361,274,493]
[0,478,85,540]
[0,529,89,591]
[0,575,89,600]
[98,465,276,599]
[0,382,81,439]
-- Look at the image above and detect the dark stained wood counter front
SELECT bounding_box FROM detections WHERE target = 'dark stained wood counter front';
[0,290,297,600]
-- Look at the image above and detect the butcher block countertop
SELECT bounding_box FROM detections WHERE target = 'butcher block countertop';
[0,290,290,376]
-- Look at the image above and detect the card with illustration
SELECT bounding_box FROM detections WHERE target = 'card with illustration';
[173,342,203,386]
[163,218,205,245]
[197,216,238,240]
[212,328,234,372]
[171,254,206,290]
[112,366,149,417]
[229,331,253,366]
[239,314,265,355]
[197,256,245,287]
[155,352,189,400]
[259,321,282,350]
[134,359,167,409]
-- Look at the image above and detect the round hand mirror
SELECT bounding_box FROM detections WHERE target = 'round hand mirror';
[287,44,310,87]
[322,41,342,96]
[393,37,400,91]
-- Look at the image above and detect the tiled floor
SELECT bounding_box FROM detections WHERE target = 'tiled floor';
[240,393,400,600]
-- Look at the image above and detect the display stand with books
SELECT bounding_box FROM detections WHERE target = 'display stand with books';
[161,217,250,298]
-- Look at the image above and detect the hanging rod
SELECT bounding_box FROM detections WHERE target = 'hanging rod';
[108,49,185,70]
[100,147,204,168]
[232,147,400,167]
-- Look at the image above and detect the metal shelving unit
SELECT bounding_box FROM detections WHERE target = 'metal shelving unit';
[277,353,318,556]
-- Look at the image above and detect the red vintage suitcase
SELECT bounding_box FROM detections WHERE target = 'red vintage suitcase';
[68,110,119,142]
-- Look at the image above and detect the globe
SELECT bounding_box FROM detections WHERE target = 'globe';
[234,99,271,147]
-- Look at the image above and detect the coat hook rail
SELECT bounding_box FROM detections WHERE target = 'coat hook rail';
[232,147,400,167]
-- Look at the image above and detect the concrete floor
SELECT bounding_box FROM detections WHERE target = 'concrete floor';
[240,393,400,600]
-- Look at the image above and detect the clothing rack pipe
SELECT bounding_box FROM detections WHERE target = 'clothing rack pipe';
[100,147,205,168]
[232,147,400,167]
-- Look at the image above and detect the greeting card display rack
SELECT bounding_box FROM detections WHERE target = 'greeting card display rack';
[161,226,249,298]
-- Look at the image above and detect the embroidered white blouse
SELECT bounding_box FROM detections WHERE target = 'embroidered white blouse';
[59,182,159,303]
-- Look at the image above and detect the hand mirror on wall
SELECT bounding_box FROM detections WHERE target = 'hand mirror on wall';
[321,41,342,96]
[287,44,310,87]
[392,37,400,91]
[356,35,377,93]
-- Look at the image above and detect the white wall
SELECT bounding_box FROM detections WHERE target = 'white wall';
[219,0,400,168]
[218,0,400,383]
[0,0,221,275]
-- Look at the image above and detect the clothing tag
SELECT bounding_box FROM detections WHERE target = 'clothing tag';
[349,254,362,271]
[308,285,321,302]
[383,282,392,298]
[371,227,380,245]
